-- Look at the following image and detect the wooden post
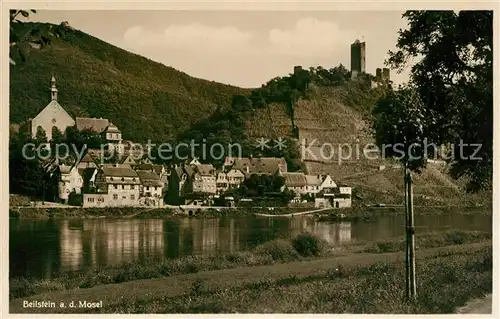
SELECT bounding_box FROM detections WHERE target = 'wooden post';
[404,164,410,299]
[407,170,417,300]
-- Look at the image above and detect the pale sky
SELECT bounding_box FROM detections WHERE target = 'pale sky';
[30,10,411,88]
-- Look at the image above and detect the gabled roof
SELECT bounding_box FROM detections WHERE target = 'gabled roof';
[101,165,138,178]
[105,122,121,133]
[305,175,323,186]
[33,100,75,127]
[75,117,109,133]
[282,172,307,187]
[80,153,95,163]
[119,155,137,165]
[137,170,163,187]
[134,164,164,176]
[136,170,160,181]
[232,157,285,175]
[194,164,215,176]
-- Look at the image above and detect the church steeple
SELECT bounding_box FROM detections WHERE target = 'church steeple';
[50,74,58,101]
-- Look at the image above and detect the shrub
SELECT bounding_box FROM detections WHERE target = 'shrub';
[292,233,327,257]
[253,239,300,262]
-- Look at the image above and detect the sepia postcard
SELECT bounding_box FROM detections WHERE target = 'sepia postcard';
[3,1,498,316]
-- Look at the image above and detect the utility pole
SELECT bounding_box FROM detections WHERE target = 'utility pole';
[406,168,417,300]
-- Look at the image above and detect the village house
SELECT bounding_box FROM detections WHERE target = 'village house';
[305,174,324,196]
[191,164,217,195]
[75,117,124,153]
[228,157,288,177]
[226,168,245,188]
[20,75,75,141]
[315,185,352,209]
[57,164,83,203]
[136,170,164,207]
[166,163,219,204]
[82,164,141,207]
[42,156,86,203]
[281,172,308,197]
[216,171,229,194]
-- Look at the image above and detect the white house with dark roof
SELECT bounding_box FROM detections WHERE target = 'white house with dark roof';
[191,164,217,195]
[136,170,164,206]
[57,164,83,203]
[22,75,75,141]
[83,164,141,207]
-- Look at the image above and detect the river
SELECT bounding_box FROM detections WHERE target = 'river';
[9,213,491,279]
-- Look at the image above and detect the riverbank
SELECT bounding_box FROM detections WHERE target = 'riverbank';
[10,229,491,301]
[10,241,492,313]
[9,204,492,220]
[314,205,492,222]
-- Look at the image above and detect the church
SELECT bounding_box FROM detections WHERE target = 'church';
[22,75,75,141]
[21,75,123,147]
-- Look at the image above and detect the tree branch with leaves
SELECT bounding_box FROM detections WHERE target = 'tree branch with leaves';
[386,10,493,191]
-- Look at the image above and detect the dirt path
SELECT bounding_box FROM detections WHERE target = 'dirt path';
[455,294,492,314]
[10,242,490,314]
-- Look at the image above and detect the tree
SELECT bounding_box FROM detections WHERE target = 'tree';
[387,11,493,191]
[372,84,432,301]
[10,9,37,64]
[35,126,48,144]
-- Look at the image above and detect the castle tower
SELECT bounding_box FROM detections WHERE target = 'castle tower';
[382,68,391,82]
[350,39,366,75]
[50,74,58,101]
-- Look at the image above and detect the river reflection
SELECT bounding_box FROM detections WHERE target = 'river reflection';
[9,213,491,279]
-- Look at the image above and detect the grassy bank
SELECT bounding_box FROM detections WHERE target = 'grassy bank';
[10,230,491,300]
[100,244,491,313]
[8,203,492,220]
[9,207,177,220]
[8,206,308,219]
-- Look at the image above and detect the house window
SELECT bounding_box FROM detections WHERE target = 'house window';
[110,177,114,181]
[131,194,135,200]
[113,194,118,200]
[131,185,135,190]
[146,186,150,191]
[87,197,94,202]
[121,177,125,182]
[114,185,118,189]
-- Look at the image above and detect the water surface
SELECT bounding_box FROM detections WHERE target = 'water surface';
[9,213,491,279]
